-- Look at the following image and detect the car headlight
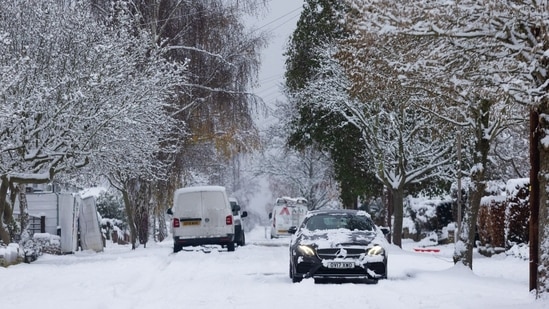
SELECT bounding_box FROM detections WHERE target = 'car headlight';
[297,245,316,257]
[367,245,385,256]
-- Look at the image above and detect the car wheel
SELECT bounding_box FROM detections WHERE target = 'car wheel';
[173,243,182,253]
[381,260,388,279]
[290,262,302,283]
[289,263,292,279]
[227,241,235,252]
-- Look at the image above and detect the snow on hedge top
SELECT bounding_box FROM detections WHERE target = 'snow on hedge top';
[480,195,506,207]
[506,178,529,196]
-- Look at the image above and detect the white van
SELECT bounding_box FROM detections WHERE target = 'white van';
[269,197,308,238]
[167,186,235,253]
[229,197,248,246]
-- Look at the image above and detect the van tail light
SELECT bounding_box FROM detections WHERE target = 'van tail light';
[226,215,233,225]
[173,218,180,228]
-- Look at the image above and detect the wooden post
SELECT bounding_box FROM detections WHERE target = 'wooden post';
[529,107,540,292]
[456,132,462,243]
[386,187,393,244]
[40,215,46,233]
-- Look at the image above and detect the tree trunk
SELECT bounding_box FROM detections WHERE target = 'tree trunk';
[0,177,11,244]
[157,211,168,242]
[537,100,549,295]
[122,189,137,250]
[453,99,491,269]
[385,187,392,244]
[133,180,150,247]
[18,184,30,242]
[391,187,404,248]
[454,180,485,268]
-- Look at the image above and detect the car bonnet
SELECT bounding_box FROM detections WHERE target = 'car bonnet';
[297,228,378,248]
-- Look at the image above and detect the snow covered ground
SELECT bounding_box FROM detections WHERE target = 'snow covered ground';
[1,227,547,309]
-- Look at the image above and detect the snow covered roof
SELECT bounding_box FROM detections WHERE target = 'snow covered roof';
[175,185,227,194]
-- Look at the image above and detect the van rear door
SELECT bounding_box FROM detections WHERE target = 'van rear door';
[273,205,291,235]
[201,190,232,236]
[174,189,232,238]
[175,191,204,238]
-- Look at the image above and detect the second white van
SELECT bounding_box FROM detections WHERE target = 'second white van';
[269,197,308,238]
[167,186,235,253]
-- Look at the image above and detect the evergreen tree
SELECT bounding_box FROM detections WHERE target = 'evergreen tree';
[284,0,382,208]
[96,192,126,224]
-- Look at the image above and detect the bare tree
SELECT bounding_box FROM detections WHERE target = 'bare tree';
[0,0,185,245]
[126,0,267,182]
[295,43,454,247]
[341,31,526,265]
[344,0,547,295]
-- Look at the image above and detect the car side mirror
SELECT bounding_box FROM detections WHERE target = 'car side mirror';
[379,227,390,235]
[268,212,272,220]
[241,211,248,218]
[167,208,173,215]
[288,226,298,235]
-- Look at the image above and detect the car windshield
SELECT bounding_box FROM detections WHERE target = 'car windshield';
[304,214,374,231]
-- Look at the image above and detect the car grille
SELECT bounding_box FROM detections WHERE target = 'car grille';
[316,248,365,260]
[315,268,368,276]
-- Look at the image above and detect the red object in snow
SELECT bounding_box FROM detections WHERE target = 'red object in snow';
[413,248,441,253]
[279,207,290,215]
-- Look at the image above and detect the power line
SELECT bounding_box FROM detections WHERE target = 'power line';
[250,6,302,33]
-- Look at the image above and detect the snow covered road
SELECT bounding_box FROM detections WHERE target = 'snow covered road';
[0,228,546,309]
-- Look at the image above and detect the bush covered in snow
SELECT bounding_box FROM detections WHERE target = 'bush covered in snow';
[96,191,129,244]
[21,233,61,263]
[403,196,453,242]
[478,195,507,255]
[477,178,529,256]
[0,243,22,267]
[505,179,530,248]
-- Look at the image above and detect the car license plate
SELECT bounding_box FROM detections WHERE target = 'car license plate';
[182,221,200,226]
[327,262,355,269]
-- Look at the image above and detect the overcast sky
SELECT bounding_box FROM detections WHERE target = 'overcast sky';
[248,0,303,128]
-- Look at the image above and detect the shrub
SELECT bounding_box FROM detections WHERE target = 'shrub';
[505,179,529,249]
[477,195,506,256]
[21,233,61,263]
[476,178,530,256]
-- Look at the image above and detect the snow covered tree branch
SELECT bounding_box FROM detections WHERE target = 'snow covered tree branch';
[344,0,545,294]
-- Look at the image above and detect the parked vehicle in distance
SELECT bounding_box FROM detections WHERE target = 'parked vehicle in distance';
[288,209,388,283]
[269,197,308,239]
[167,186,235,253]
[229,197,248,246]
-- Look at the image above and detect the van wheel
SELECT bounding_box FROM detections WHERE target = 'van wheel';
[174,243,183,253]
[227,242,235,252]
[238,231,246,246]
